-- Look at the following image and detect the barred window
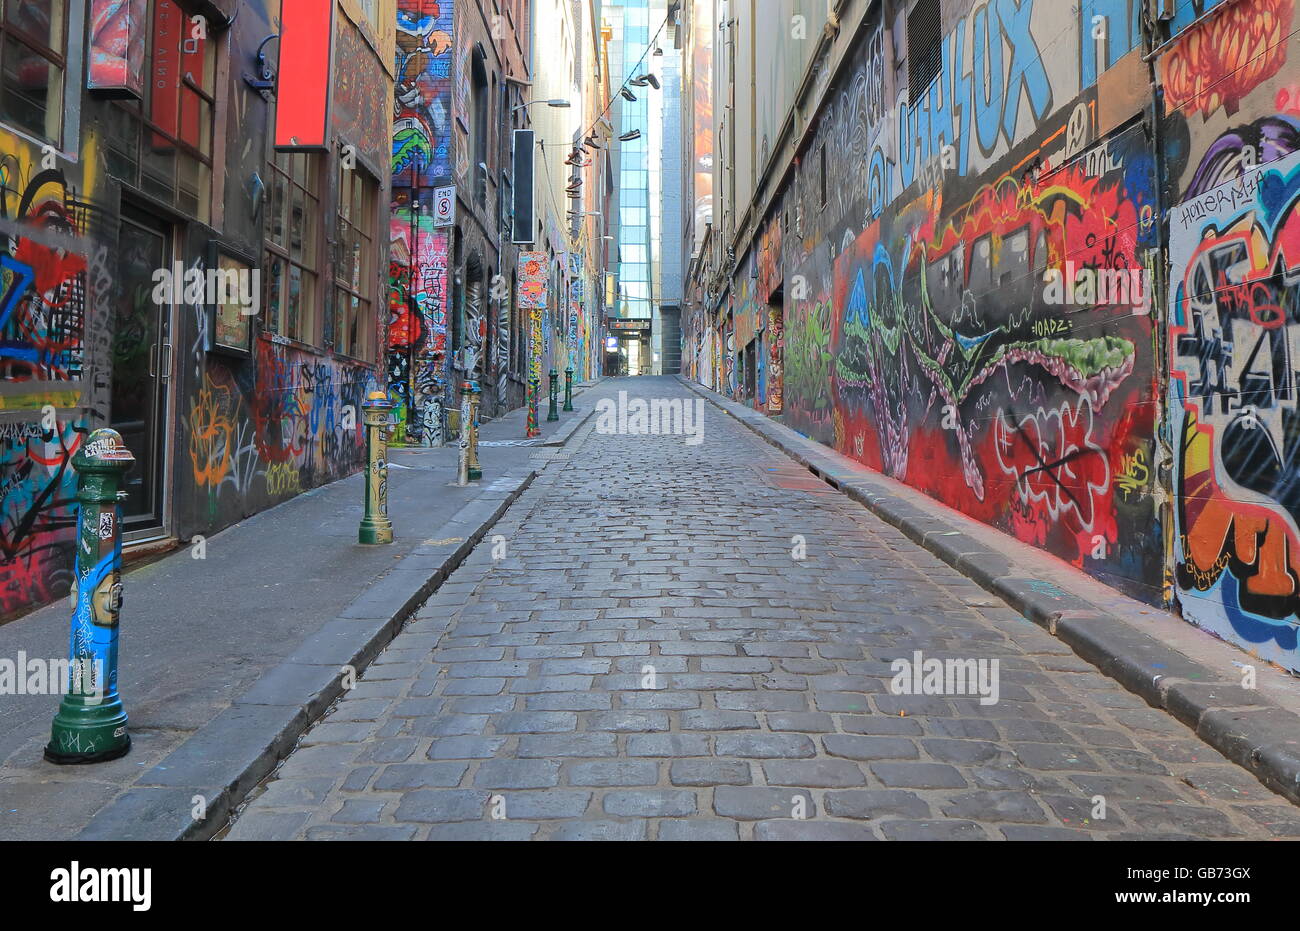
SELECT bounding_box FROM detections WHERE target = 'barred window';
[907,0,942,107]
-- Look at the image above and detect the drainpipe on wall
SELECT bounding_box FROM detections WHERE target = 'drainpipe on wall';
[1142,13,1176,610]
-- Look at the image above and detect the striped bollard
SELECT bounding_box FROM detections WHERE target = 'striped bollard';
[359,392,394,544]
[45,429,133,764]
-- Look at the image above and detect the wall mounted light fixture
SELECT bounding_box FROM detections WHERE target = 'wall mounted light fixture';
[243,34,280,98]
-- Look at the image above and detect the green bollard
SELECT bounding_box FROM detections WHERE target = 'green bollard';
[563,366,574,412]
[468,381,482,481]
[359,391,394,545]
[547,368,560,421]
[46,429,134,764]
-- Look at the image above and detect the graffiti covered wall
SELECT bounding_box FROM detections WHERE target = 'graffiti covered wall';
[0,127,112,620]
[390,0,453,444]
[693,0,1300,666]
[0,2,393,622]
[758,0,1163,604]
[171,3,389,537]
[388,216,450,445]
[181,342,370,519]
[1162,0,1300,670]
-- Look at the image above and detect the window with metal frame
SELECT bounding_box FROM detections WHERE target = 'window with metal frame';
[333,157,378,361]
[263,150,323,346]
[102,0,217,222]
[0,0,67,143]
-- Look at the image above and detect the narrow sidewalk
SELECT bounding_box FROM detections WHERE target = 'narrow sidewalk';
[0,381,602,840]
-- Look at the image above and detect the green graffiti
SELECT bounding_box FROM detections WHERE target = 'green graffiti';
[785,300,835,412]
[836,257,1135,408]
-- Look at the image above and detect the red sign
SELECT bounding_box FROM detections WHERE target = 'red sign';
[274,0,334,150]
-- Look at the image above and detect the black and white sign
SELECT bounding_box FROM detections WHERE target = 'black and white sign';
[433,185,455,227]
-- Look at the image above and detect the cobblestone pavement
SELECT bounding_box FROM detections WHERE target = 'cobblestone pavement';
[225,377,1300,841]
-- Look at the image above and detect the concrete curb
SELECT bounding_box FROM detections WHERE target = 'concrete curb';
[76,469,538,841]
[680,376,1300,806]
[475,380,600,447]
[541,403,597,446]
[539,377,602,446]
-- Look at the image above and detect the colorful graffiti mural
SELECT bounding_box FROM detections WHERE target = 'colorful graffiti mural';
[180,344,371,520]
[518,252,548,309]
[388,217,449,446]
[783,249,834,437]
[767,305,784,414]
[1170,146,1300,670]
[250,342,369,490]
[681,0,1300,665]
[390,0,454,445]
[761,1,1164,604]
[567,255,585,371]
[0,135,102,619]
[817,129,1158,598]
[1163,0,1291,119]
[1162,0,1300,670]
[393,0,453,190]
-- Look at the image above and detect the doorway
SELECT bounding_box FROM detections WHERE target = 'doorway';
[743,339,757,400]
[111,206,174,540]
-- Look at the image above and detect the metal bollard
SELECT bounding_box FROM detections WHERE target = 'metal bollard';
[547,368,560,421]
[563,366,574,412]
[359,392,394,544]
[467,382,482,481]
[457,380,472,486]
[45,429,134,764]
[527,377,541,438]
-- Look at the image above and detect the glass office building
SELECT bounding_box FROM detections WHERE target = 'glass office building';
[655,0,683,374]
[607,0,653,373]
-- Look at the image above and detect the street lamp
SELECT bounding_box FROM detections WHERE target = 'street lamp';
[512,98,571,112]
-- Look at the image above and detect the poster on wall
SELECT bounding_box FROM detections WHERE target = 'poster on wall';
[518,252,548,309]
[87,0,149,98]
[208,243,258,357]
